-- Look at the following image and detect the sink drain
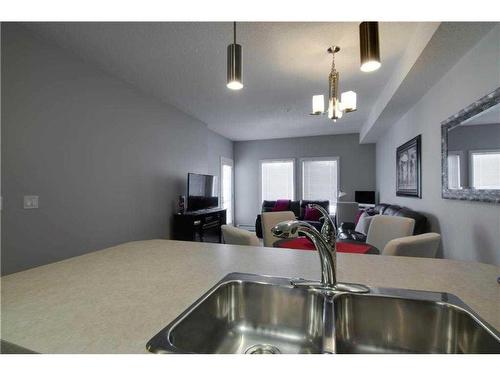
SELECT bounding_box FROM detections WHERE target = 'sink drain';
[244,344,281,354]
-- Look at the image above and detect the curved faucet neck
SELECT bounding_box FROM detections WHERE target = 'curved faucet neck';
[271,218,370,294]
[307,203,337,247]
[294,221,336,287]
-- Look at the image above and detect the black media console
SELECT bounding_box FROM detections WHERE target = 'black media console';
[172,208,227,243]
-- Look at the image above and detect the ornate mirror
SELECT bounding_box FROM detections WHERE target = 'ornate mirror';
[442,87,500,203]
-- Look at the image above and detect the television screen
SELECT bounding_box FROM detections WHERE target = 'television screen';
[187,173,219,211]
[355,191,375,204]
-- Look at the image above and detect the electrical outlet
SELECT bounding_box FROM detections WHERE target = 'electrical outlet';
[24,195,39,209]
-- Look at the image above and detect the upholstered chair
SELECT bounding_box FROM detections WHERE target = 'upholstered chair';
[221,225,260,246]
[365,215,415,252]
[261,211,297,248]
[383,233,441,258]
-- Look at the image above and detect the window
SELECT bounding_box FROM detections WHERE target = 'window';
[301,157,339,212]
[447,153,461,189]
[470,150,500,189]
[220,157,234,224]
[260,159,295,201]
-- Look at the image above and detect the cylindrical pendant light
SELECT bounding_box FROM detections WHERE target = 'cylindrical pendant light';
[227,22,243,90]
[341,91,357,112]
[359,22,381,72]
[311,95,325,114]
[327,98,334,120]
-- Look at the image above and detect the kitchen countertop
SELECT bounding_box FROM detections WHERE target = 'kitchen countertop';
[1,239,499,353]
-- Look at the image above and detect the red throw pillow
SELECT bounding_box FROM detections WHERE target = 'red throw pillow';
[272,199,291,212]
[304,207,321,221]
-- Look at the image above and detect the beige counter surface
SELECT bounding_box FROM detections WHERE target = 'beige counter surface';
[1,240,499,353]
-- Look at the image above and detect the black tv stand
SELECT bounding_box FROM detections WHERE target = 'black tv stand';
[172,208,227,243]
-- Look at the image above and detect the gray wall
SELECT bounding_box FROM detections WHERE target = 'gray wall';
[376,25,500,265]
[0,23,2,254]
[1,24,233,274]
[234,134,376,225]
[448,123,500,187]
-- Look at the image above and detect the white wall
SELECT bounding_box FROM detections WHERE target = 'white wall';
[1,24,233,274]
[376,25,500,265]
[234,134,376,226]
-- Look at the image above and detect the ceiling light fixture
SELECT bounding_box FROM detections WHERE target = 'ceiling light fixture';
[310,46,357,122]
[227,22,243,90]
[359,21,381,72]
[312,95,325,115]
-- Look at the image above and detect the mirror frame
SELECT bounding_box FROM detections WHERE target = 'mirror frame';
[441,87,500,203]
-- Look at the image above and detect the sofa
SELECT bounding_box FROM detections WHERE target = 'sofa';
[337,203,428,242]
[255,200,330,238]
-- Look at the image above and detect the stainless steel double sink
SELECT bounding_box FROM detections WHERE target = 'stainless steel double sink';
[147,273,500,354]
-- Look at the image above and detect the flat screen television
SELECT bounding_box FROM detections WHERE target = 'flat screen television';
[355,190,376,205]
[187,173,219,211]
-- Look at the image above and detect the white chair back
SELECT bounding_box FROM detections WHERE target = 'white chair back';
[221,225,260,246]
[366,215,415,252]
[261,211,296,248]
[335,202,359,227]
[383,233,441,258]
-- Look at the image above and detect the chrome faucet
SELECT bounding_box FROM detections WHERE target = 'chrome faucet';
[272,220,337,287]
[271,208,369,293]
[308,203,336,247]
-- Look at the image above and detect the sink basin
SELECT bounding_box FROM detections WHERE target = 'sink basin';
[334,291,500,353]
[147,273,330,353]
[147,273,500,354]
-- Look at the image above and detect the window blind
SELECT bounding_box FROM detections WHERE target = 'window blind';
[447,154,461,189]
[261,160,295,201]
[472,151,500,189]
[302,159,338,211]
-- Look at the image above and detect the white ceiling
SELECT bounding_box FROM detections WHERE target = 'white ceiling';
[24,22,426,141]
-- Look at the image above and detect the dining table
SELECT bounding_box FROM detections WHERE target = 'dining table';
[273,237,380,254]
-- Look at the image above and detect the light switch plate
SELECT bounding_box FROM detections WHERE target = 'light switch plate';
[24,195,39,209]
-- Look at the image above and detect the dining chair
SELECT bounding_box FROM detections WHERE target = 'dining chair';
[261,211,296,247]
[221,225,260,246]
[383,233,441,258]
[366,215,415,253]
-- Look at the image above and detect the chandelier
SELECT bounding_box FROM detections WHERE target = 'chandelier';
[310,46,356,122]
